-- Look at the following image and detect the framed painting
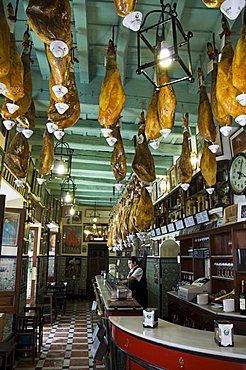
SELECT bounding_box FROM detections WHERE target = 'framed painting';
[65,257,81,278]
[62,225,82,254]
[2,211,20,247]
[230,127,246,156]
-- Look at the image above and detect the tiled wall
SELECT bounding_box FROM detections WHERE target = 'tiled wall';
[146,257,179,318]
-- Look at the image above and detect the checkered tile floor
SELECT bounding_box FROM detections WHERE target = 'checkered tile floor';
[14,300,105,369]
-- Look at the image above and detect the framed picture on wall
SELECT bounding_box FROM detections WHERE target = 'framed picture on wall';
[65,257,81,278]
[62,225,82,254]
[2,211,20,247]
[230,127,246,156]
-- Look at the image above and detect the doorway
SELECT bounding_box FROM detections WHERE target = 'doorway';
[87,243,108,296]
[26,226,39,305]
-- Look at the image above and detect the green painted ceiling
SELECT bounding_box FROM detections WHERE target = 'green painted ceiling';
[1,0,242,206]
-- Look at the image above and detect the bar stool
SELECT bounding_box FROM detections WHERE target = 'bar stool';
[15,311,38,364]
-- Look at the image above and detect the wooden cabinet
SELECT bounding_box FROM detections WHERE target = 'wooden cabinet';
[177,222,246,311]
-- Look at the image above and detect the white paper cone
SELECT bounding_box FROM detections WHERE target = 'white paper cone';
[53,130,65,140]
[50,40,69,58]
[52,85,68,99]
[6,103,19,114]
[115,183,124,191]
[236,93,246,106]
[14,179,23,187]
[55,102,69,114]
[220,126,232,137]
[235,114,246,126]
[37,177,46,185]
[206,187,215,195]
[106,137,117,146]
[149,141,160,150]
[22,129,34,139]
[0,82,7,94]
[220,0,245,20]
[181,183,190,191]
[3,120,15,130]
[208,144,219,154]
[122,11,142,31]
[101,128,112,138]
[46,121,58,133]
[16,124,24,133]
[160,128,171,138]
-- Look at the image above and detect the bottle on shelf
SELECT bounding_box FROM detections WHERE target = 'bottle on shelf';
[239,280,246,315]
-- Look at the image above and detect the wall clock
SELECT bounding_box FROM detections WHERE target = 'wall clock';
[228,153,246,195]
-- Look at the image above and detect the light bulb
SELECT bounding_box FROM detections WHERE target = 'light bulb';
[69,206,75,216]
[93,223,97,230]
[64,192,72,203]
[93,217,97,223]
[56,161,65,175]
[159,41,172,68]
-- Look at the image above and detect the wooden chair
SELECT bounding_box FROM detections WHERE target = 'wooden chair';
[15,312,38,364]
[41,295,53,324]
[0,336,15,370]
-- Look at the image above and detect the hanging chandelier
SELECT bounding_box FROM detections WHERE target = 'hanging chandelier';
[136,1,194,90]
[60,176,77,206]
[51,138,73,178]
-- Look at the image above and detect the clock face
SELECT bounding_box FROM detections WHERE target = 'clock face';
[229,153,246,195]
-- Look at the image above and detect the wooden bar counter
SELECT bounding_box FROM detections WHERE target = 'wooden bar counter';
[109,315,246,370]
[95,276,142,316]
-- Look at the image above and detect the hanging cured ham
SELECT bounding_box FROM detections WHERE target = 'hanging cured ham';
[157,69,176,132]
[198,67,216,143]
[132,112,156,184]
[0,0,10,78]
[207,42,232,126]
[16,99,35,129]
[145,90,162,140]
[134,187,154,232]
[113,0,136,16]
[48,66,80,129]
[178,113,193,185]
[200,141,217,187]
[47,46,71,99]
[26,0,71,46]
[98,39,126,128]
[202,0,224,7]
[5,133,29,178]
[1,32,32,120]
[232,9,246,93]
[128,194,139,234]
[110,120,127,182]
[216,17,245,118]
[0,3,24,101]
[39,129,54,176]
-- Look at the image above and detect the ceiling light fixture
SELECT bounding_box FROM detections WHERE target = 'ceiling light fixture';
[51,137,73,178]
[136,1,194,90]
[60,176,76,205]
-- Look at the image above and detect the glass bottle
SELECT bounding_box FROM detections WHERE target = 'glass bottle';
[240,280,246,315]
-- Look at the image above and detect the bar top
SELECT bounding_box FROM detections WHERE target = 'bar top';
[110,315,246,360]
[95,275,141,311]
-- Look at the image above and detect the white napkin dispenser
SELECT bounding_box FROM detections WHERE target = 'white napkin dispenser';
[143,308,158,328]
[214,320,234,347]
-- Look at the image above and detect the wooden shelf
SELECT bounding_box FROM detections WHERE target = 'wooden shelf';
[211,276,234,281]
[181,270,193,274]
[180,255,193,259]
[211,255,233,258]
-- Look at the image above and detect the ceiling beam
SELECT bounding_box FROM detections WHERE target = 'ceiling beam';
[116,24,130,85]
[73,0,90,83]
